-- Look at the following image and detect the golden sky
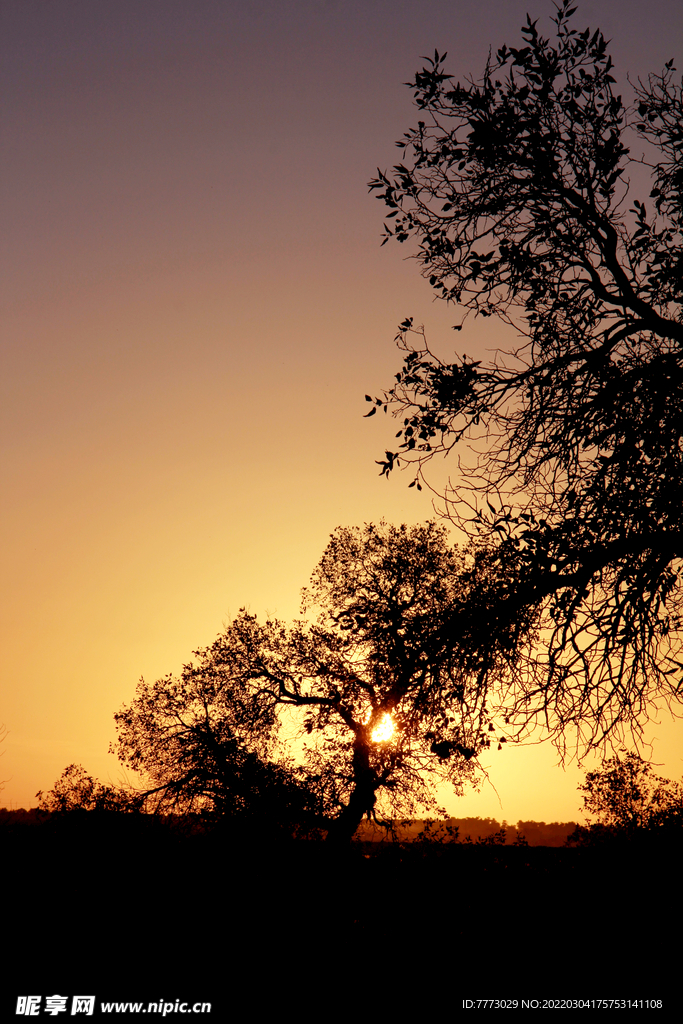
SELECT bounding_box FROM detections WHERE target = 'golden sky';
[2,0,682,822]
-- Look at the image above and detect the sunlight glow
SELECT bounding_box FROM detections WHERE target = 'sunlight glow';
[371,713,395,743]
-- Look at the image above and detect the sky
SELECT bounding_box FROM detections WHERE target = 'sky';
[2,0,683,822]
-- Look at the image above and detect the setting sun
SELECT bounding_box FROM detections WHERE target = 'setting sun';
[371,713,395,743]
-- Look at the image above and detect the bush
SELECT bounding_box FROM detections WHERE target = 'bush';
[567,752,683,845]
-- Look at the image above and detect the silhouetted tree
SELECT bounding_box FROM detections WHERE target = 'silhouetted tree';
[113,523,518,842]
[111,634,324,837]
[567,751,683,844]
[369,2,683,752]
[36,763,144,814]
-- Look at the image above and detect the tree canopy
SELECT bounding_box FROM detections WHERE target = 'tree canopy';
[368,1,683,753]
[112,522,517,841]
[111,614,323,838]
[36,763,143,814]
[568,751,683,843]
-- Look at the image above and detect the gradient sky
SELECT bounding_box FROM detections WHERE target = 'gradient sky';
[3,0,682,821]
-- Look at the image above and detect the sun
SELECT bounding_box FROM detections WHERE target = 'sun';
[371,713,395,743]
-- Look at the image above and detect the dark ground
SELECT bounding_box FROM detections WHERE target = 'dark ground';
[2,812,678,1018]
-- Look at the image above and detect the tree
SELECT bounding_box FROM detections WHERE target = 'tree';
[368,2,683,752]
[111,620,324,838]
[36,763,144,814]
[567,750,683,843]
[113,522,516,842]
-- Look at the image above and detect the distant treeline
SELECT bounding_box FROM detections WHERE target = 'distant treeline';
[0,807,576,846]
[355,816,578,847]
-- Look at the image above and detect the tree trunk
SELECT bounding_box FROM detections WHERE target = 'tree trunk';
[325,780,378,843]
[325,734,378,843]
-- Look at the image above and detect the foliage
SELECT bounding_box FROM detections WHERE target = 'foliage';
[36,763,144,814]
[368,2,683,751]
[112,622,323,836]
[113,522,518,841]
[413,818,462,843]
[567,750,683,843]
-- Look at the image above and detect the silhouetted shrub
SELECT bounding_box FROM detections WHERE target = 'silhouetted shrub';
[567,751,683,845]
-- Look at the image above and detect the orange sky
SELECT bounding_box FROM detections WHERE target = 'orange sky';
[2,0,682,822]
